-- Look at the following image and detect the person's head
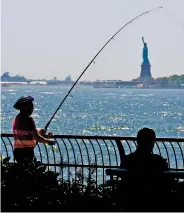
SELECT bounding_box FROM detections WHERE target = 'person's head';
[14,96,34,116]
[137,128,156,153]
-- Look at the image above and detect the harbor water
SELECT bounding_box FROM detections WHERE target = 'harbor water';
[1,85,184,138]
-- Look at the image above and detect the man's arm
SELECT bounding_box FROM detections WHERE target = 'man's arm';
[33,130,55,145]
[29,118,55,145]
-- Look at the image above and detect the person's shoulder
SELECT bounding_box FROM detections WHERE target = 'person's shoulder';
[12,114,20,122]
[152,154,168,167]
[28,116,36,127]
[124,152,135,159]
[120,153,135,168]
[123,152,137,163]
[27,116,35,122]
[23,116,36,128]
[14,114,20,119]
[152,154,166,161]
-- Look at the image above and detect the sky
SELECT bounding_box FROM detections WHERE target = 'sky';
[1,0,184,81]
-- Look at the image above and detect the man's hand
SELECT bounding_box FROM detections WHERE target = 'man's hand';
[37,128,46,136]
[47,139,56,146]
[34,128,55,145]
[47,132,54,138]
[37,128,54,138]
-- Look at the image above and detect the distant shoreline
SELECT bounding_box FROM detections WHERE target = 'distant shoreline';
[1,72,184,89]
[1,81,184,89]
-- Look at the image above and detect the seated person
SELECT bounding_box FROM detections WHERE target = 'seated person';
[121,128,168,174]
[119,128,169,211]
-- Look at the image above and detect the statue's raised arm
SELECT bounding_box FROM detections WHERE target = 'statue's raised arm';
[142,37,145,44]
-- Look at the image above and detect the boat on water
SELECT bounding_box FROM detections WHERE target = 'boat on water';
[29,81,47,85]
[0,81,48,86]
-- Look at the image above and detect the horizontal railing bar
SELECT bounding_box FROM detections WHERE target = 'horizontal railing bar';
[39,164,122,168]
[106,168,184,178]
[5,163,121,169]
[1,134,184,142]
[3,162,184,171]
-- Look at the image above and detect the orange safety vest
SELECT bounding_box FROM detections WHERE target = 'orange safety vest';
[12,115,37,149]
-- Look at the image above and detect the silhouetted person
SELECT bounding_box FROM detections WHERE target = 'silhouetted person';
[119,128,169,211]
[12,95,55,164]
[121,127,168,172]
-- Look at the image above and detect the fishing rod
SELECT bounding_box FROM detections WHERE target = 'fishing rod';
[44,6,163,131]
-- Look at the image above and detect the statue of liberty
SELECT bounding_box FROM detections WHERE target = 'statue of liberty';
[140,37,152,80]
[142,37,149,63]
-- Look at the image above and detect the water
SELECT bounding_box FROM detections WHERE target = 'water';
[1,85,184,138]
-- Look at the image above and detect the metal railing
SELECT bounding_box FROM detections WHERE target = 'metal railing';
[1,134,184,185]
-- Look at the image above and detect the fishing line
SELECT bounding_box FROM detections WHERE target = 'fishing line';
[162,7,184,29]
[44,6,163,132]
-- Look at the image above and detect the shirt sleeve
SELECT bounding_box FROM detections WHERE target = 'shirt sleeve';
[29,117,37,131]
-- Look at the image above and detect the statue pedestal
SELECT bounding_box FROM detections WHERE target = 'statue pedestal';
[140,62,152,80]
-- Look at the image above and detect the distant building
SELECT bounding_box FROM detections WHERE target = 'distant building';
[64,75,72,82]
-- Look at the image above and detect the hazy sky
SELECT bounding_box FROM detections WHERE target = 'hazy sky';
[1,0,184,81]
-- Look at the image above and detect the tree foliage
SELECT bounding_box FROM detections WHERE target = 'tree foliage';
[1,157,184,211]
[156,74,184,86]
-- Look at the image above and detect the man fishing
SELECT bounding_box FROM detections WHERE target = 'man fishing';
[12,95,55,164]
